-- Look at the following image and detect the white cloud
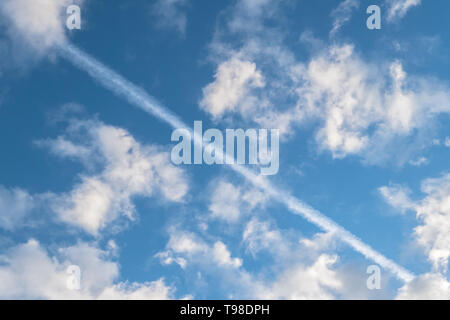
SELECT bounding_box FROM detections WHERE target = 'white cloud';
[242,225,386,299]
[243,218,286,256]
[202,38,301,136]
[330,0,359,36]
[242,231,346,299]
[151,0,189,34]
[200,58,265,119]
[414,174,450,272]
[379,184,414,213]
[37,136,91,160]
[39,119,188,235]
[209,181,241,222]
[240,220,387,300]
[156,230,242,270]
[0,0,82,52]
[166,231,207,255]
[256,254,342,299]
[381,174,450,272]
[212,241,243,268]
[445,137,450,147]
[396,273,450,299]
[387,0,421,21]
[227,0,277,34]
[0,239,173,299]
[97,280,173,300]
[408,157,428,167]
[204,0,440,164]
[329,0,420,37]
[0,186,34,230]
[157,217,393,299]
[289,45,450,164]
[208,180,267,222]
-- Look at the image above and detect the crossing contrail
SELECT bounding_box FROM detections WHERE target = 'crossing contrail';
[57,42,415,283]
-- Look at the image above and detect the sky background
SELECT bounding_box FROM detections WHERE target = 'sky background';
[0,0,450,299]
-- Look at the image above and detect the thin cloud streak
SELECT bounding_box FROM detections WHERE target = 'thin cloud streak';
[57,42,415,283]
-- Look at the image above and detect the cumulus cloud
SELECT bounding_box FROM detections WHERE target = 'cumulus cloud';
[396,273,450,299]
[156,230,242,269]
[413,175,450,272]
[0,0,83,53]
[295,46,450,163]
[241,224,380,300]
[157,217,377,299]
[381,173,450,272]
[379,184,414,213]
[200,58,265,120]
[0,186,35,230]
[204,42,450,164]
[38,119,188,235]
[208,179,267,222]
[243,218,286,256]
[0,239,173,299]
[203,0,438,165]
[256,254,342,299]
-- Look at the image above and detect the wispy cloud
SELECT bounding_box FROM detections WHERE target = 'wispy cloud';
[151,0,189,34]
[0,186,34,230]
[387,0,421,21]
[330,0,359,37]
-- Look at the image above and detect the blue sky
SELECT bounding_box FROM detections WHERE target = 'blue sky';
[1,0,450,299]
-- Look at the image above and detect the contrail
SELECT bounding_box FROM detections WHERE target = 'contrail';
[57,42,415,283]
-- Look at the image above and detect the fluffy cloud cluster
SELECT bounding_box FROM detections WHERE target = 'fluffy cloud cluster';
[38,119,188,235]
[208,179,266,222]
[202,41,450,164]
[243,218,286,256]
[200,58,265,120]
[396,273,450,300]
[200,0,440,165]
[256,254,342,299]
[156,214,378,299]
[0,0,82,52]
[0,239,173,299]
[380,174,450,272]
[156,230,242,270]
[379,183,414,213]
[298,46,450,164]
[240,220,374,299]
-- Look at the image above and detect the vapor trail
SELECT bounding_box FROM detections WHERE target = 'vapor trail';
[57,43,415,283]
